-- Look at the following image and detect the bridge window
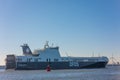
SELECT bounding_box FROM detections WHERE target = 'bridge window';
[17,58,22,62]
[27,58,31,62]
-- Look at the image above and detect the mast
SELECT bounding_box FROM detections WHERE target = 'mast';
[44,41,49,48]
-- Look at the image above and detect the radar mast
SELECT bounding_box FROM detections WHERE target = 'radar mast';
[44,41,49,48]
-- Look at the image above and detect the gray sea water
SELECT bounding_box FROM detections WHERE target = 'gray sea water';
[0,66,120,80]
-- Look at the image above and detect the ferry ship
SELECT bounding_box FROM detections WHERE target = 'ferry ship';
[6,42,108,70]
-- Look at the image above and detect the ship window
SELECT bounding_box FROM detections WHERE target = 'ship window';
[27,59,28,62]
[17,58,22,62]
[27,58,31,62]
[83,59,88,62]
[46,59,48,62]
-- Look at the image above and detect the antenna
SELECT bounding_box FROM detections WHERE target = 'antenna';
[98,53,100,57]
[112,53,114,65]
[44,41,49,48]
[65,52,69,57]
[65,52,71,61]
[51,43,54,47]
[92,51,94,57]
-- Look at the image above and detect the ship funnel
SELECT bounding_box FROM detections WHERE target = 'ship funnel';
[21,44,32,55]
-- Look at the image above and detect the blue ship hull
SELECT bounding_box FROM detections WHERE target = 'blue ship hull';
[15,61,107,70]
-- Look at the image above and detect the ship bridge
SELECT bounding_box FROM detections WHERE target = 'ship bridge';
[33,42,61,62]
